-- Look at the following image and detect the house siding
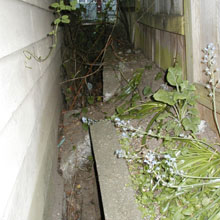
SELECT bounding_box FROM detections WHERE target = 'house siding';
[0,0,62,219]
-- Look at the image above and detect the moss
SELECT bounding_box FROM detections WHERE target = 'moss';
[135,0,141,12]
[160,46,173,70]
[155,42,184,72]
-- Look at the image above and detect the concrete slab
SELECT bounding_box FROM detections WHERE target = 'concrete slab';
[103,49,121,102]
[90,121,142,220]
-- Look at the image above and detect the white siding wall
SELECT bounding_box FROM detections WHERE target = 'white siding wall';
[0,0,62,220]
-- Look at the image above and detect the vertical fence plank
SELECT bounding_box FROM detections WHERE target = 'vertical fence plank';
[184,0,201,82]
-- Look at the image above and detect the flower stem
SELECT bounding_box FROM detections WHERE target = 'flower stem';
[212,86,220,137]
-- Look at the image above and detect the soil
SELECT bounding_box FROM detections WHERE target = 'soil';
[58,103,116,220]
[56,45,219,220]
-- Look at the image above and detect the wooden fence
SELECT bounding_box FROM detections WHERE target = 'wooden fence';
[122,0,220,132]
[185,0,220,131]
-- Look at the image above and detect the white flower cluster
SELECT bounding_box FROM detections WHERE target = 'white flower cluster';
[203,43,220,96]
[142,151,185,190]
[143,151,159,173]
[114,117,144,138]
[81,116,97,125]
[114,149,126,158]
[202,43,216,65]
[197,120,207,134]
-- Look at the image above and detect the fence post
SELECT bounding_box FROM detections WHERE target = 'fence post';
[184,0,201,83]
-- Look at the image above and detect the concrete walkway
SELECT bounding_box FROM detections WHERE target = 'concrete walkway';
[90,121,142,220]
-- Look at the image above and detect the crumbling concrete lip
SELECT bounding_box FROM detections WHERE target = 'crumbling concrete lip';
[90,121,142,220]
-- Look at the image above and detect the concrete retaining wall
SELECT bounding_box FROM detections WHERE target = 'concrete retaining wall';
[0,1,62,220]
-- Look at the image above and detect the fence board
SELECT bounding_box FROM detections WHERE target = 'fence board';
[154,0,183,15]
[132,0,220,131]
[186,0,220,84]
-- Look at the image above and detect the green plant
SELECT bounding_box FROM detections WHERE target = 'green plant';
[23,0,77,65]
[203,43,220,136]
[115,119,220,219]
[153,65,200,136]
[154,71,163,80]
[142,85,152,97]
[116,68,144,101]
[116,102,166,119]
[111,68,144,114]
[112,61,220,219]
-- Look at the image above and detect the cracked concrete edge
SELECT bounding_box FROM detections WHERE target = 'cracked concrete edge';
[90,121,142,220]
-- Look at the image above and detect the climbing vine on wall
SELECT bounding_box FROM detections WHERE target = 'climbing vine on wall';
[23,0,77,67]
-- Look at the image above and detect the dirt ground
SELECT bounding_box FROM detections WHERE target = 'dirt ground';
[58,102,117,220]
[57,47,219,220]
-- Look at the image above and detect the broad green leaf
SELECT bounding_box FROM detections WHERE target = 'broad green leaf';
[60,0,64,6]
[174,125,183,136]
[97,96,102,102]
[186,93,197,105]
[153,89,176,106]
[48,30,55,35]
[87,96,94,105]
[165,120,177,131]
[60,5,65,10]
[188,108,199,116]
[156,111,171,121]
[142,86,152,96]
[65,5,72,10]
[70,0,77,10]
[54,18,61,24]
[62,18,70,23]
[180,80,196,92]
[182,116,200,132]
[173,91,187,102]
[167,65,183,87]
[50,2,59,8]
[62,15,69,19]
[155,71,163,80]
[181,117,194,131]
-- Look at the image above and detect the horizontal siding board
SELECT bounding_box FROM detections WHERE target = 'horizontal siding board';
[0,50,61,219]
[0,46,40,132]
[0,0,54,59]
[0,0,35,59]
[27,103,61,220]
[20,0,54,11]
[3,77,61,220]
[0,1,62,220]
[30,5,54,42]
[0,35,61,132]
